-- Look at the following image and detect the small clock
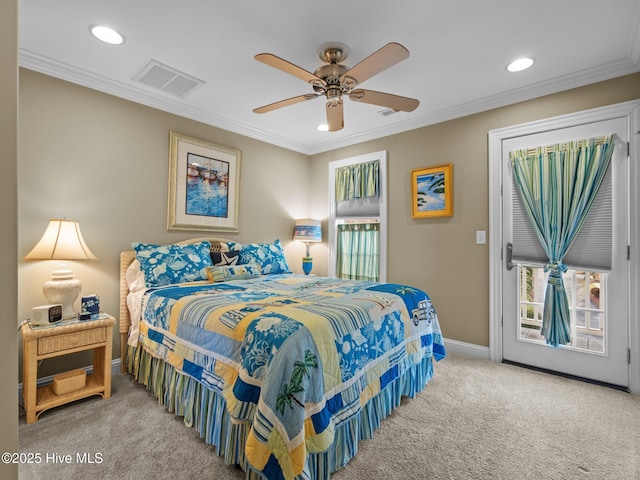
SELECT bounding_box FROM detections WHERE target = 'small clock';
[30,304,63,326]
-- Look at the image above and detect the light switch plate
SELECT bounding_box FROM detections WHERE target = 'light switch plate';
[476,230,486,244]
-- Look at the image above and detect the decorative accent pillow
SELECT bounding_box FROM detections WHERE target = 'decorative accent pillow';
[224,239,291,275]
[125,259,147,292]
[211,250,240,266]
[207,264,262,282]
[132,241,213,287]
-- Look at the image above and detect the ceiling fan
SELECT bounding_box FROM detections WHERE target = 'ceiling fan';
[253,42,420,132]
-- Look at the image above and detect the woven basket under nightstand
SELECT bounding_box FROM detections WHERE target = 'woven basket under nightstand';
[52,369,87,395]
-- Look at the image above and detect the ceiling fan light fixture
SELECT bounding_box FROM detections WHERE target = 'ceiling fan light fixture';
[506,57,534,72]
[89,25,125,45]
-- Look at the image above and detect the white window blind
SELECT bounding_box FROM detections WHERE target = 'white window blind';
[336,197,381,217]
[511,164,612,271]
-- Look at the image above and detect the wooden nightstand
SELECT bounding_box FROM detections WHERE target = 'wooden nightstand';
[21,314,115,424]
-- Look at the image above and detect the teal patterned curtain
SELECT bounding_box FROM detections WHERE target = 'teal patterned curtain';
[336,223,379,281]
[335,160,379,202]
[510,135,616,347]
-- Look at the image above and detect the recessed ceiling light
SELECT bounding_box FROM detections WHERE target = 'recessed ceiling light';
[506,57,534,72]
[316,124,329,132]
[89,25,125,45]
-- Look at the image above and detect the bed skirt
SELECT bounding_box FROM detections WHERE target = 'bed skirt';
[126,344,435,480]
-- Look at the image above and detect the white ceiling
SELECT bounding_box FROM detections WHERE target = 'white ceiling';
[19,0,640,155]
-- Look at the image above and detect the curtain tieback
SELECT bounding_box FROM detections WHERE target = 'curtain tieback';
[544,261,567,276]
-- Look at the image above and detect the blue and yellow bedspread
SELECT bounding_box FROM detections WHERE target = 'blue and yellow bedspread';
[135,274,445,480]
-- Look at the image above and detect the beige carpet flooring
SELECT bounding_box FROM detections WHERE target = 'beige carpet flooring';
[19,352,640,480]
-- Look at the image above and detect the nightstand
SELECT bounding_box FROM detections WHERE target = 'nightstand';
[21,314,115,424]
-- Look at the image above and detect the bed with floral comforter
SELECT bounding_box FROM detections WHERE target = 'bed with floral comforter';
[121,239,445,480]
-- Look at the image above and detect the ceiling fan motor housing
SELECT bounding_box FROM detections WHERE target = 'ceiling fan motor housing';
[313,63,348,81]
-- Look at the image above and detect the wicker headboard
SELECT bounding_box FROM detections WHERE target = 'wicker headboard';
[118,237,230,371]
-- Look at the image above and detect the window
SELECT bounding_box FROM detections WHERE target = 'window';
[511,150,613,270]
[518,266,606,353]
[328,151,387,281]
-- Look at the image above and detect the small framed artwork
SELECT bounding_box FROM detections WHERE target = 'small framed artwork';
[411,163,453,218]
[167,131,241,232]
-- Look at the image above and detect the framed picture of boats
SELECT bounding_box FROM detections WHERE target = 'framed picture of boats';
[167,131,241,232]
[411,163,453,218]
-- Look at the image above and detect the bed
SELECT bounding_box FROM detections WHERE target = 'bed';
[119,237,445,480]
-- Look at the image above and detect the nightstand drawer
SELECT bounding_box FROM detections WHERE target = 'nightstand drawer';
[37,327,106,355]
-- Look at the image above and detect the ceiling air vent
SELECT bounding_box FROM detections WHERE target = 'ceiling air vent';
[378,108,397,117]
[133,59,204,98]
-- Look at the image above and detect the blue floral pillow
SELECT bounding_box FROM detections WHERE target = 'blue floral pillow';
[225,239,290,275]
[132,241,213,287]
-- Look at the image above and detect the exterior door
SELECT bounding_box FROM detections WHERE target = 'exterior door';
[501,117,630,388]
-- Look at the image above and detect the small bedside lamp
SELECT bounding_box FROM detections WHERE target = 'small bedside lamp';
[293,219,322,275]
[24,219,97,320]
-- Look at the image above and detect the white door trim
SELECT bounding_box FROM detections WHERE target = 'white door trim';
[488,99,640,393]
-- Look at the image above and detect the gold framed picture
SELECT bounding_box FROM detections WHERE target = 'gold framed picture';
[411,163,453,218]
[167,131,241,232]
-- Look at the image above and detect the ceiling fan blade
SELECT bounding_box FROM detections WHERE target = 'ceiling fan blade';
[349,89,419,112]
[326,100,344,132]
[340,42,409,88]
[253,94,319,113]
[255,53,326,86]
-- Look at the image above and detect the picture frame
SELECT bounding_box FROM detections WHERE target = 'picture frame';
[411,163,453,218]
[167,131,241,232]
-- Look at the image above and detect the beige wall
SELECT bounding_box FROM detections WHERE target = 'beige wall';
[1,0,19,478]
[310,73,640,346]
[16,67,640,379]
[18,69,311,380]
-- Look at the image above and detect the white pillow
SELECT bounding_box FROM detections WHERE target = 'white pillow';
[126,259,147,292]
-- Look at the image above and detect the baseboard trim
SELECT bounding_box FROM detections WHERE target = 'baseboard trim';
[443,338,490,360]
[18,358,122,397]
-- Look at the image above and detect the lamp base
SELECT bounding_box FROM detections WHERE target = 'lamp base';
[302,256,313,275]
[43,266,81,320]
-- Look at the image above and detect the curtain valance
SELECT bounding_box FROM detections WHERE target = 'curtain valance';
[335,160,379,202]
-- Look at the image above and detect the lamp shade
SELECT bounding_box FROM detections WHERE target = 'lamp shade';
[293,219,322,243]
[25,219,96,320]
[24,219,97,261]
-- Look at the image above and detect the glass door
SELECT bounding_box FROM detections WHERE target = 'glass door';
[501,118,629,388]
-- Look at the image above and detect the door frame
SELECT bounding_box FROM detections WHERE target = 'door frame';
[488,100,640,394]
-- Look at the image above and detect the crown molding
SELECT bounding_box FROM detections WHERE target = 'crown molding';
[18,49,312,154]
[307,58,640,155]
[19,49,640,156]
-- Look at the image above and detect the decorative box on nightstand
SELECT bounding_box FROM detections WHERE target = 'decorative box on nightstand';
[21,313,115,424]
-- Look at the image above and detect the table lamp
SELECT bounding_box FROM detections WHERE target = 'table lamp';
[293,219,322,275]
[24,219,97,319]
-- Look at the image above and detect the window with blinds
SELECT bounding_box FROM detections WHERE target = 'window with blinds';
[511,151,613,271]
[328,151,388,281]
